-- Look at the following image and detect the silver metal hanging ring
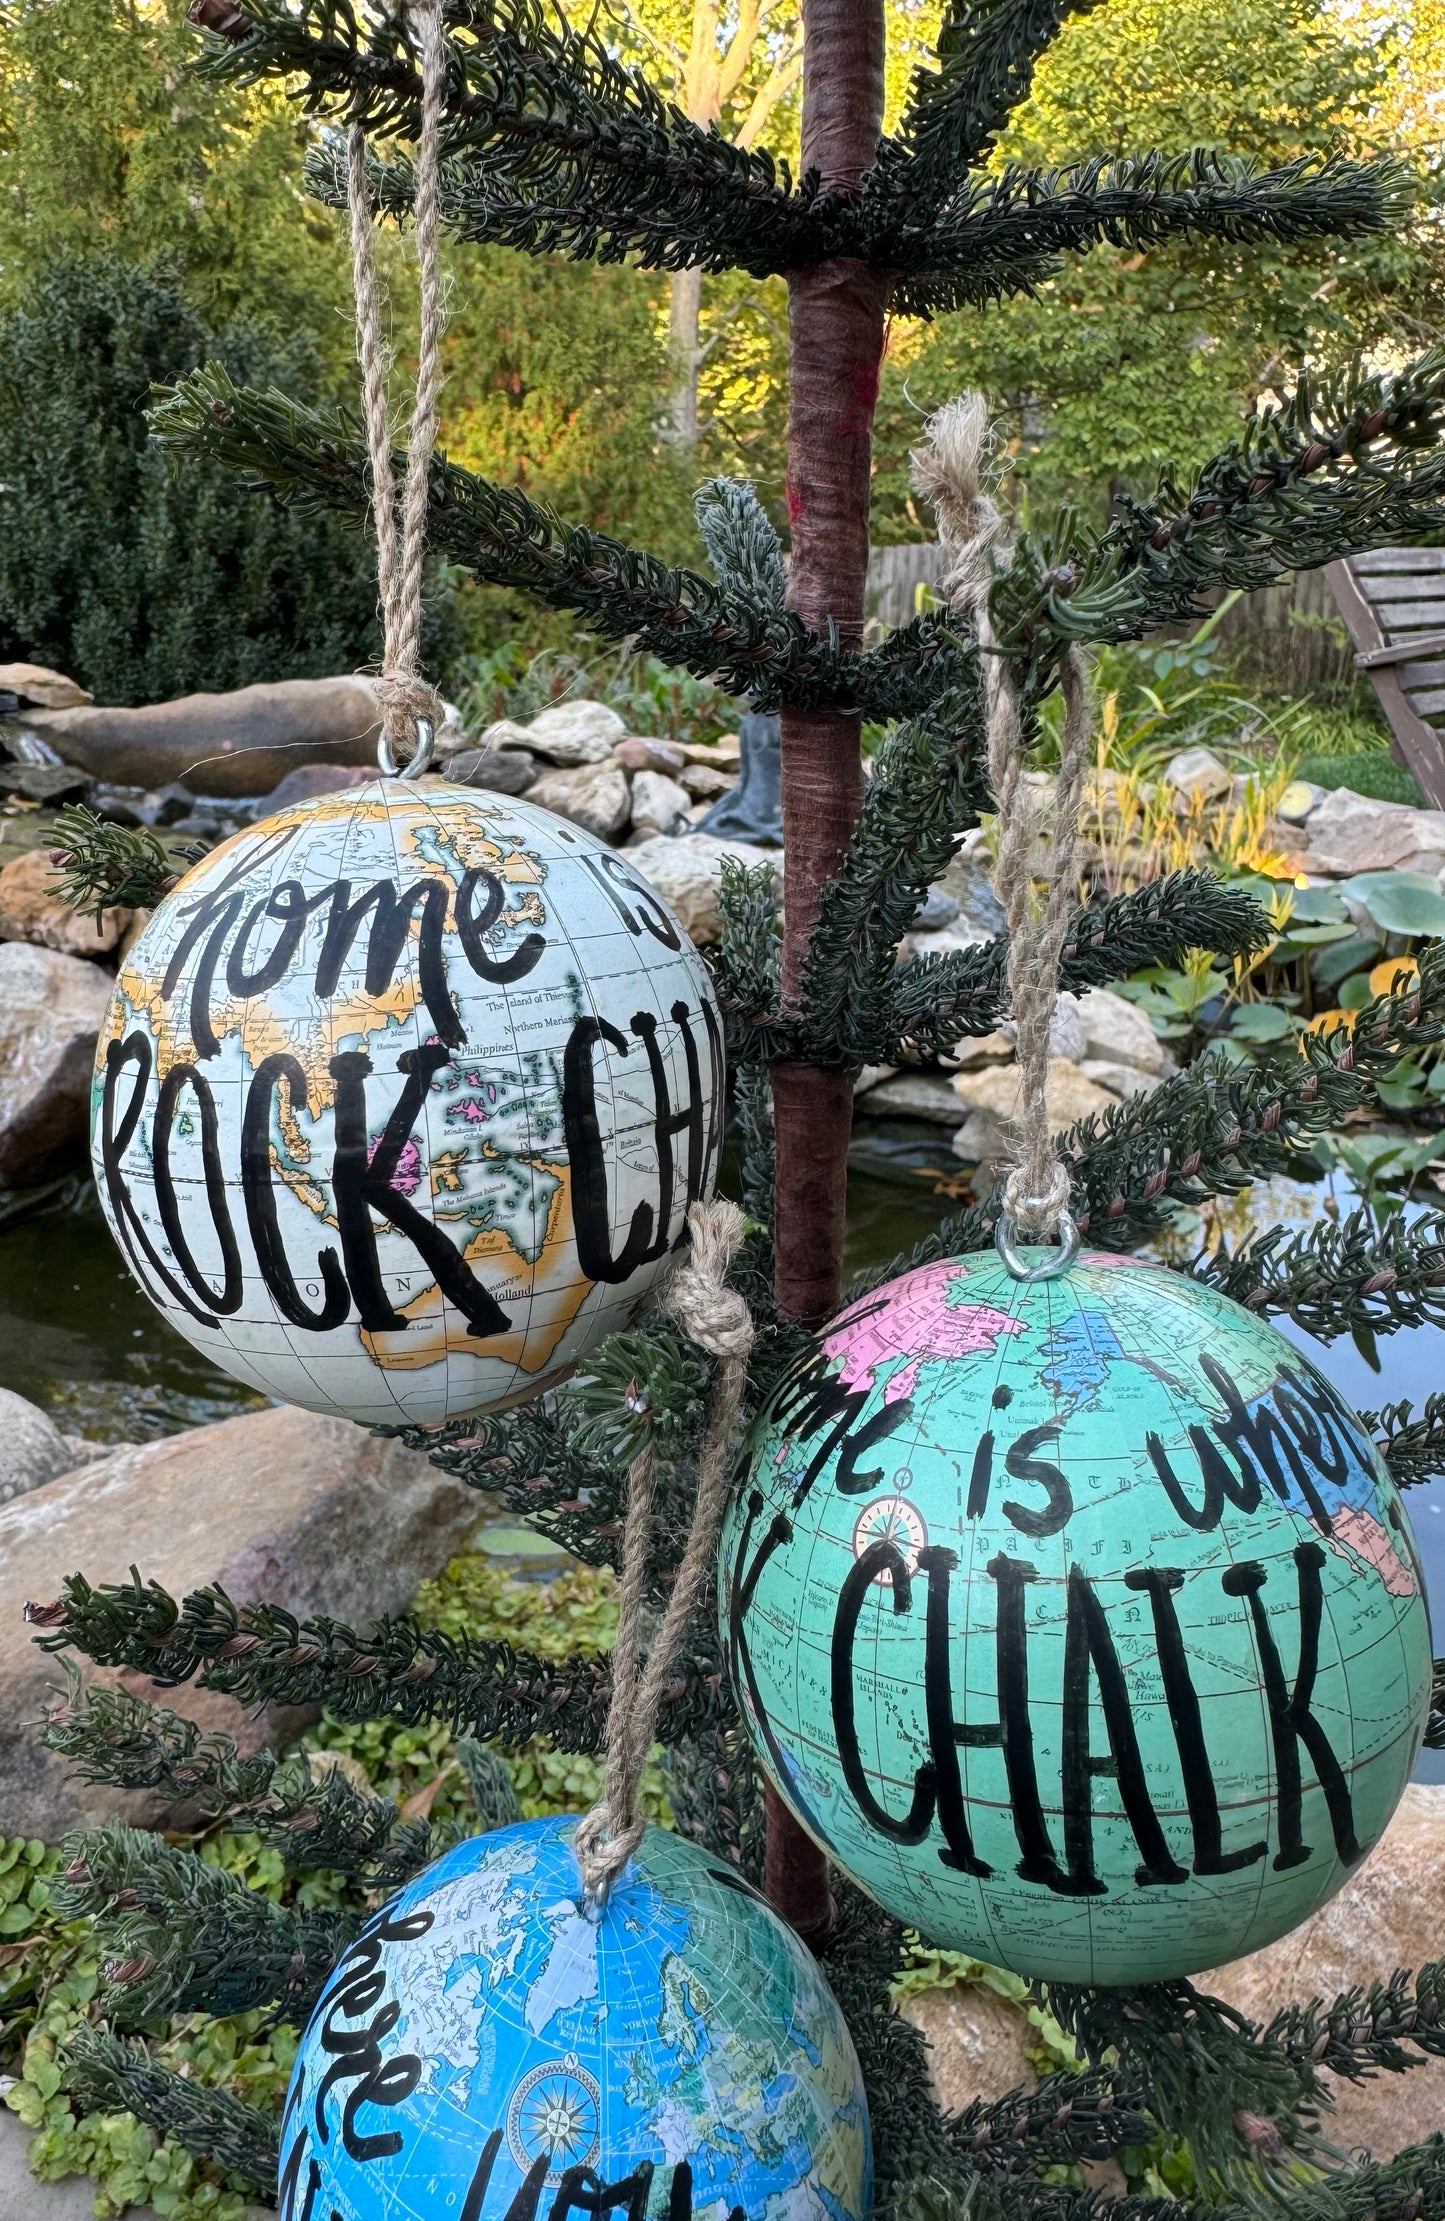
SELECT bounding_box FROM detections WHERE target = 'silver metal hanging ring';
[378,716,436,781]
[994,1206,1081,1283]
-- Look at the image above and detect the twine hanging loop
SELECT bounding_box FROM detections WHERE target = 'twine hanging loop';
[912,395,1091,1275]
[345,0,449,774]
[574,1199,755,1909]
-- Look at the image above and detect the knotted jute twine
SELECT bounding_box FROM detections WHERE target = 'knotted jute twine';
[574,1199,755,1907]
[345,0,448,769]
[912,395,1091,1253]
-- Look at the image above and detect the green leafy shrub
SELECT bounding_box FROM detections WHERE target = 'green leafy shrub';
[0,254,453,706]
[1294,752,1424,805]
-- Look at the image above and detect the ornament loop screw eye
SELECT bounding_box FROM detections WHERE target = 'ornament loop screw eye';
[994,1207,1081,1283]
[378,716,436,781]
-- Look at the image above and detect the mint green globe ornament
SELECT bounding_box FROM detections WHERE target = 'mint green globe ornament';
[719,1242,1432,1984]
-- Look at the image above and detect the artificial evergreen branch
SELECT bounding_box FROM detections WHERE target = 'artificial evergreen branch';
[1039,1980,1327,2200]
[723,864,1269,1072]
[47,805,203,923]
[1264,1958,1445,2081]
[30,1571,732,1750]
[50,1824,355,2024]
[192,0,828,276]
[694,477,787,606]
[1431,1657,1445,1749]
[946,2068,1155,2174]
[1193,1203,1445,1342]
[991,348,1445,662]
[880,0,1093,203]
[150,366,870,711]
[42,1675,442,1884]
[1361,1394,1445,1490]
[889,152,1405,319]
[662,1724,766,1881]
[887,947,1445,1275]
[793,687,992,1064]
[455,1737,524,1830]
[61,2027,279,2196]
[916,2139,1445,2221]
[880,871,1271,1064]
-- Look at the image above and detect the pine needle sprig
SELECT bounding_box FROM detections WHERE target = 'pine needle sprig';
[50,1823,356,2024]
[47,805,204,923]
[866,944,1445,1283]
[60,2027,279,2196]
[1263,1960,1445,2082]
[879,0,1093,202]
[1360,1394,1445,1490]
[150,366,861,710]
[41,1674,446,1883]
[879,871,1270,1064]
[30,1570,733,1750]
[888,151,1407,318]
[1038,1981,1329,2205]
[389,1400,630,1568]
[991,348,1445,662]
[193,0,828,276]
[1192,1204,1445,1342]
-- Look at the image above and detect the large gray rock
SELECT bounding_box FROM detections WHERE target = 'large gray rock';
[1207,1782,1445,2158]
[623,833,780,945]
[485,701,626,766]
[1,1404,479,1838]
[1074,985,1171,1075]
[1301,787,1445,877]
[23,678,385,798]
[0,944,112,1188]
[528,761,631,839]
[629,769,692,839]
[0,1391,75,1508]
[0,847,131,959]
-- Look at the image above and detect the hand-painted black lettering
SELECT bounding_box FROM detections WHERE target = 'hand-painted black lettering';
[456,866,546,984]
[549,2161,654,2221]
[503,2154,551,2221]
[575,849,683,949]
[725,1489,801,1791]
[1221,1544,1361,1869]
[330,1047,512,1338]
[314,877,462,1046]
[226,880,317,996]
[1062,1566,1187,1890]
[241,1053,351,1330]
[986,1553,1069,1889]
[1002,1421,1073,1537]
[966,1430,994,1520]
[564,1017,656,1282]
[1125,1567,1265,1876]
[100,1036,234,1328]
[152,1062,243,1314]
[835,1397,915,1494]
[832,1541,937,1842]
[916,1545,990,1876]
[160,888,246,1059]
[1200,1355,1334,1532]
[460,2130,504,2221]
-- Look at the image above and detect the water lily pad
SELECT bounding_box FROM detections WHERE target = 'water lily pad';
[1339,870,1445,938]
[1227,1001,1297,1041]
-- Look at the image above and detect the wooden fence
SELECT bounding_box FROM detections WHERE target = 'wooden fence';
[864,543,1356,694]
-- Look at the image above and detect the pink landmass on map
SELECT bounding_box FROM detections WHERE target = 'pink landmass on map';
[367,1134,423,1196]
[1329,1505,1418,1597]
[825,1259,1024,1400]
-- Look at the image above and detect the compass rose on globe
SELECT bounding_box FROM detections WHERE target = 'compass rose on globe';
[851,1494,927,1576]
[506,2054,602,2181]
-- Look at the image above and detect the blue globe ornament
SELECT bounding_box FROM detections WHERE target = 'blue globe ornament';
[280,1815,871,2221]
[719,1249,1433,1985]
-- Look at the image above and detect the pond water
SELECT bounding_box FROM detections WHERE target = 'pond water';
[3,1160,1440,1774]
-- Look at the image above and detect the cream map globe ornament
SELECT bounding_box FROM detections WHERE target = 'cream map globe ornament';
[91,767,722,1425]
